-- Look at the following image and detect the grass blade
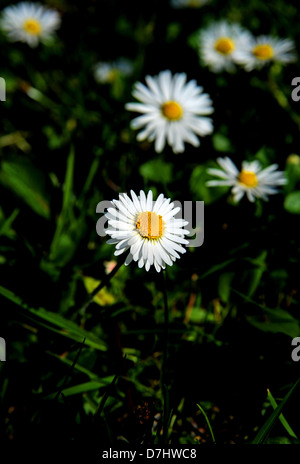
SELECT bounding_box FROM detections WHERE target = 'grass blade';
[267,389,297,439]
[196,403,216,444]
[252,377,300,444]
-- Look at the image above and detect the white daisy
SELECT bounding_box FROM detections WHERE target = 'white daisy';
[207,157,287,202]
[105,190,190,272]
[94,58,133,84]
[234,35,296,71]
[198,21,253,72]
[0,2,61,48]
[125,70,214,153]
[171,0,211,8]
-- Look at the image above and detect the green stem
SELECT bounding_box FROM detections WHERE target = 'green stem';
[196,403,216,444]
[161,269,170,444]
[78,256,125,314]
[268,66,300,130]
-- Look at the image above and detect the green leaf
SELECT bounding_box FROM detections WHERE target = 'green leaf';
[267,389,297,439]
[232,288,300,337]
[0,285,107,351]
[284,191,300,214]
[49,145,83,266]
[253,146,272,166]
[244,250,267,297]
[198,258,235,280]
[0,158,50,219]
[187,29,200,50]
[285,156,300,192]
[166,22,181,42]
[139,159,172,184]
[190,164,229,204]
[218,272,234,303]
[212,133,232,153]
[265,436,294,444]
[252,377,300,444]
[45,378,115,399]
[0,208,19,238]
[47,352,100,380]
[196,403,216,444]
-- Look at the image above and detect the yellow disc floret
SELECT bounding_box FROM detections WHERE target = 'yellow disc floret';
[136,211,165,239]
[238,170,258,188]
[214,37,235,55]
[252,44,274,60]
[23,18,42,35]
[161,101,183,121]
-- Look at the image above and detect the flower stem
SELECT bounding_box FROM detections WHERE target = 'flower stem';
[268,65,300,130]
[78,255,125,314]
[161,269,170,444]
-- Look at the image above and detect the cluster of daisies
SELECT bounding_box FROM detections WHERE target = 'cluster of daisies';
[198,20,296,72]
[104,154,287,272]
[0,3,290,273]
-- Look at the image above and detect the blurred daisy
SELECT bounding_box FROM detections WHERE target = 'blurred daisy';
[198,21,252,72]
[125,70,214,153]
[207,157,287,202]
[171,0,211,8]
[105,190,190,272]
[94,58,133,84]
[0,2,61,47]
[235,35,296,71]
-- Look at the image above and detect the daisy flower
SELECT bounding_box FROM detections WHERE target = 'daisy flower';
[171,0,211,8]
[207,157,287,202]
[105,190,190,272]
[0,2,61,48]
[198,21,252,72]
[94,58,133,84]
[235,35,296,71]
[125,70,214,153]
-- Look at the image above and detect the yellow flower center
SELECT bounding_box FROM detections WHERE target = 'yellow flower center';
[252,44,274,60]
[136,211,165,240]
[23,18,42,36]
[214,37,235,55]
[238,170,258,188]
[161,101,183,121]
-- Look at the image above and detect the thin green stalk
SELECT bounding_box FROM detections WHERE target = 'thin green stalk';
[78,256,125,314]
[268,65,300,130]
[196,403,216,444]
[161,269,170,444]
[55,337,86,400]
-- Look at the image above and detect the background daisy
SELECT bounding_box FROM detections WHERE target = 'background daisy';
[105,190,190,272]
[207,157,287,202]
[0,2,61,47]
[125,70,214,153]
[234,35,296,71]
[198,21,252,72]
[171,0,211,8]
[94,58,133,84]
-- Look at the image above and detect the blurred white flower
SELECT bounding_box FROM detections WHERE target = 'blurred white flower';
[235,35,296,71]
[105,190,190,272]
[207,157,287,202]
[125,70,214,153]
[171,0,211,8]
[198,21,252,72]
[0,2,61,47]
[94,58,133,84]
